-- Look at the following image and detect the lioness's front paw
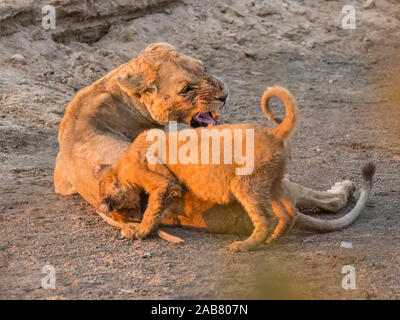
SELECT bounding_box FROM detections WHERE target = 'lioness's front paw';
[229,241,253,252]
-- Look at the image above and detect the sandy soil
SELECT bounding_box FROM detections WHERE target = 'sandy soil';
[0,0,399,299]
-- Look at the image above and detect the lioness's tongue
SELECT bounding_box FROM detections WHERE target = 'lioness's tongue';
[192,112,217,127]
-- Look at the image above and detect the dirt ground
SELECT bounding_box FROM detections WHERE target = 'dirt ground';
[0,0,399,299]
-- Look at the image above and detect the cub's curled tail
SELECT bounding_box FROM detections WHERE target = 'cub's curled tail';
[261,86,299,140]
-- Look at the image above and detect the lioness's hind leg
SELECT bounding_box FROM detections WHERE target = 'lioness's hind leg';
[54,153,77,195]
[283,178,355,213]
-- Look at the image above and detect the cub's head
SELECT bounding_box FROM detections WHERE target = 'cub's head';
[115,42,228,127]
[92,164,141,215]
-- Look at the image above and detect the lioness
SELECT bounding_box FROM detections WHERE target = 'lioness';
[55,42,226,221]
[55,42,370,237]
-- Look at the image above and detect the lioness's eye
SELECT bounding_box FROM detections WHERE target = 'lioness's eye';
[180,86,195,95]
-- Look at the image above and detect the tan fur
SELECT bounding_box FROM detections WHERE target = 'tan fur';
[261,87,298,140]
[94,87,298,252]
[55,42,370,238]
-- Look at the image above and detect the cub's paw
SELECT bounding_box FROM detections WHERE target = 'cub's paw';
[121,225,143,240]
[265,236,277,245]
[229,241,254,252]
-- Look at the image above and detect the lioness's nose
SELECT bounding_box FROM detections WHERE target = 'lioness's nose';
[218,93,228,103]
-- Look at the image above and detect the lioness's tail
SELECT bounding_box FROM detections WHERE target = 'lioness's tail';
[96,211,184,243]
[294,162,376,232]
[261,86,299,140]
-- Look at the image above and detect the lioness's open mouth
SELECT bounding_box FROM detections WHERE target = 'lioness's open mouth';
[190,112,218,128]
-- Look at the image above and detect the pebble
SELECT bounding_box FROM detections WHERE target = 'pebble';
[306,40,315,48]
[121,289,133,294]
[220,5,244,18]
[142,252,151,258]
[364,0,375,10]
[255,6,277,17]
[9,53,25,64]
[340,241,353,249]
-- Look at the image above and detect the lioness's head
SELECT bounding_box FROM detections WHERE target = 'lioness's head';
[92,164,141,215]
[115,42,228,127]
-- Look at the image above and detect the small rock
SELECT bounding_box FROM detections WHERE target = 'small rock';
[220,14,234,24]
[364,0,375,10]
[238,51,256,60]
[121,289,133,294]
[306,40,315,49]
[255,6,277,17]
[340,241,353,249]
[163,8,172,15]
[302,238,314,243]
[295,8,306,15]
[84,68,94,79]
[30,27,46,41]
[142,252,151,258]
[9,53,25,64]
[220,5,244,17]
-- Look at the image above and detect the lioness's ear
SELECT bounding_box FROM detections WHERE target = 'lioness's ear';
[92,163,110,179]
[96,196,115,214]
[145,42,176,52]
[116,74,146,92]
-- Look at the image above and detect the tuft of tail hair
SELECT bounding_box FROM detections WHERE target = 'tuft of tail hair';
[261,86,299,140]
[362,161,376,186]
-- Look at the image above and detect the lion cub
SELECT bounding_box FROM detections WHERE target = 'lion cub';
[94,86,299,252]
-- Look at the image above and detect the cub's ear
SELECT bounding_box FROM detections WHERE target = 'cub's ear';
[92,163,110,179]
[96,196,115,214]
